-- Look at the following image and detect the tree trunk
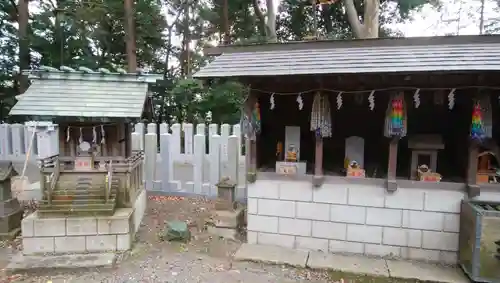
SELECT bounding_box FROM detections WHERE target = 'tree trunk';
[124,0,137,72]
[222,0,230,44]
[252,0,277,41]
[18,0,29,93]
[181,0,191,77]
[343,0,379,39]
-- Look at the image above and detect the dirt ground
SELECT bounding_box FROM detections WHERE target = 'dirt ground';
[0,195,336,283]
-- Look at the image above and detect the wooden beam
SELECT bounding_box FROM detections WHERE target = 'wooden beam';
[386,137,399,192]
[466,141,480,198]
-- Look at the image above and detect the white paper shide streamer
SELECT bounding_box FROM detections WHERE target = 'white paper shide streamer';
[101,125,106,144]
[296,93,303,110]
[270,93,275,110]
[66,126,70,142]
[336,92,343,110]
[413,89,420,108]
[78,127,83,144]
[92,126,97,144]
[368,90,375,111]
[448,88,456,110]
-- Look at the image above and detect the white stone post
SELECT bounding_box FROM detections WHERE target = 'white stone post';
[159,123,169,134]
[209,134,221,197]
[171,123,181,162]
[160,132,171,192]
[232,124,241,158]
[183,123,194,156]
[196,124,206,135]
[134,122,145,151]
[209,124,218,137]
[144,123,157,190]
[11,124,25,160]
[220,124,230,177]
[227,135,239,183]
[193,134,205,195]
[0,124,11,160]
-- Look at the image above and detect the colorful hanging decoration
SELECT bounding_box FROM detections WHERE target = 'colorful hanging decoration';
[270,93,275,110]
[368,90,375,110]
[390,96,404,134]
[448,88,456,110]
[384,94,407,137]
[336,92,343,109]
[310,92,332,138]
[471,102,485,141]
[296,93,303,110]
[252,102,262,134]
[413,89,420,108]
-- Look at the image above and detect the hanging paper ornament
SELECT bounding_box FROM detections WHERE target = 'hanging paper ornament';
[66,126,70,142]
[413,89,420,108]
[78,127,83,144]
[270,93,275,110]
[368,90,375,111]
[296,93,303,110]
[390,96,404,135]
[92,127,97,144]
[448,88,456,110]
[101,125,106,144]
[336,92,343,110]
[471,102,485,141]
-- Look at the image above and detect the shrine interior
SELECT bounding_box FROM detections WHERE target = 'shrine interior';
[253,72,500,183]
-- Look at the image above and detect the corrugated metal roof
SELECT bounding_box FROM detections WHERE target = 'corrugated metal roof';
[10,73,154,118]
[194,43,500,78]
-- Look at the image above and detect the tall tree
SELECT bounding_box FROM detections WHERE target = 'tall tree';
[124,0,137,72]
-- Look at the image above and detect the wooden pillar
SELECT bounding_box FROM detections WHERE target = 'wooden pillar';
[466,141,480,198]
[246,91,258,183]
[314,136,323,176]
[386,137,399,192]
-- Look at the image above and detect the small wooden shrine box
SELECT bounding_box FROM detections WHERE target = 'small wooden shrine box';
[408,135,444,180]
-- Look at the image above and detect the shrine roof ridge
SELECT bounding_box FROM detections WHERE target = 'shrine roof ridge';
[22,66,162,84]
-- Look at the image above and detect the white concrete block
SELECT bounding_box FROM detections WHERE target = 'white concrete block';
[248,181,279,199]
[348,185,385,207]
[402,210,444,231]
[66,218,97,236]
[313,184,348,204]
[21,213,35,237]
[329,240,364,254]
[133,189,147,233]
[385,188,424,211]
[382,227,421,248]
[258,199,295,218]
[117,234,132,251]
[34,218,66,237]
[279,218,311,237]
[347,224,382,244]
[401,247,440,262]
[443,213,460,233]
[23,237,55,255]
[247,198,258,215]
[86,235,117,252]
[247,214,278,233]
[97,209,133,234]
[296,202,329,221]
[312,221,347,240]
[365,244,401,257]
[54,236,86,253]
[330,204,366,224]
[422,231,459,252]
[279,181,313,201]
[440,251,458,264]
[296,236,329,252]
[247,231,258,244]
[424,190,464,213]
[366,208,402,227]
[257,232,295,248]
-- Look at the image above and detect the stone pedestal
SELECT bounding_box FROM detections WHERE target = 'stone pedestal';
[0,199,23,239]
[207,208,244,240]
[0,161,23,239]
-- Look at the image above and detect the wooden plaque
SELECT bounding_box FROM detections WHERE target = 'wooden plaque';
[75,157,93,170]
[347,168,365,178]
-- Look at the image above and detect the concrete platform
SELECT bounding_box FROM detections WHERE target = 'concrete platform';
[234,244,468,283]
[234,243,308,267]
[5,252,116,273]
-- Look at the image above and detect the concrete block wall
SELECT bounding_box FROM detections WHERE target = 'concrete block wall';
[246,179,489,264]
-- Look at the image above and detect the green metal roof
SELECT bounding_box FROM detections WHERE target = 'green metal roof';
[9,66,162,118]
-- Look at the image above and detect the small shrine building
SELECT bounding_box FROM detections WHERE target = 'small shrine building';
[194,35,500,263]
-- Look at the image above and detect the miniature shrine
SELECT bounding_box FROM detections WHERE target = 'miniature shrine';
[195,35,500,194]
[0,161,23,239]
[7,66,161,256]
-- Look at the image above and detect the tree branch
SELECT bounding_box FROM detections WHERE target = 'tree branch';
[343,0,364,38]
[252,0,268,36]
[9,0,18,14]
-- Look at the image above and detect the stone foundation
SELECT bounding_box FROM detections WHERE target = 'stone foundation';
[247,178,500,264]
[0,199,23,239]
[21,188,147,255]
[208,209,244,240]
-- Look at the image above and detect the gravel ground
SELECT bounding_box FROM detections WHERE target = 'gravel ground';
[0,195,333,283]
